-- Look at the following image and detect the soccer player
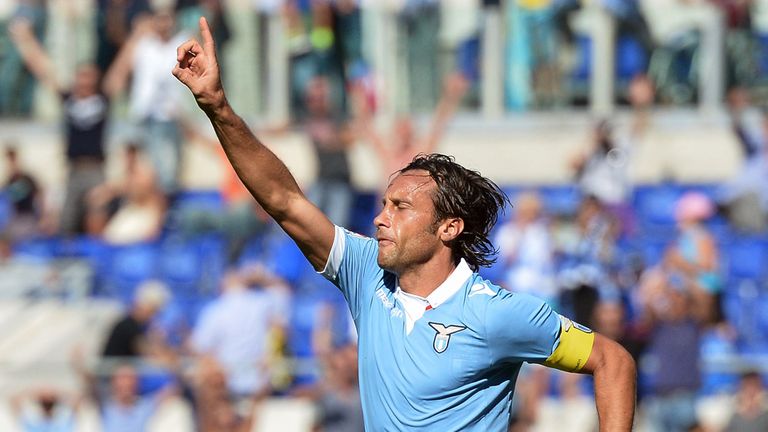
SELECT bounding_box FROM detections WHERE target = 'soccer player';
[173,17,637,431]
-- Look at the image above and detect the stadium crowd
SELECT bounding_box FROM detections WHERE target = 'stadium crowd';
[1,0,768,431]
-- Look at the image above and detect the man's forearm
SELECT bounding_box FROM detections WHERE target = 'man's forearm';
[204,103,303,220]
[592,348,636,431]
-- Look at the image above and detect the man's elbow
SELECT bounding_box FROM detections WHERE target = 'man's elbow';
[599,342,637,383]
[617,347,637,380]
[588,336,636,381]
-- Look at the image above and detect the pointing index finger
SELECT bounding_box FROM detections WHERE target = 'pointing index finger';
[199,16,216,56]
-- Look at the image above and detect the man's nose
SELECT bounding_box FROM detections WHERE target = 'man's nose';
[373,207,388,228]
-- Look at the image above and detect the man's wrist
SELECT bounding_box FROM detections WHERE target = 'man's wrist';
[203,93,232,121]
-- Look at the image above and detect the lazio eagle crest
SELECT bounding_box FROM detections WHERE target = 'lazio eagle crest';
[428,322,467,354]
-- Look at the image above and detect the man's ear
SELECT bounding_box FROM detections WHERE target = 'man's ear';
[439,218,464,242]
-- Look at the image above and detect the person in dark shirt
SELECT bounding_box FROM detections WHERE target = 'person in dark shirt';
[2,146,41,241]
[303,76,357,228]
[9,18,121,236]
[102,280,170,359]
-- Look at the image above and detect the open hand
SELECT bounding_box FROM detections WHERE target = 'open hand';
[172,17,226,114]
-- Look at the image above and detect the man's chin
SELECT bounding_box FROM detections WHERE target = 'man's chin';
[377,254,395,272]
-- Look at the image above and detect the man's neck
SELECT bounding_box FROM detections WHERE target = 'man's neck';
[397,256,458,298]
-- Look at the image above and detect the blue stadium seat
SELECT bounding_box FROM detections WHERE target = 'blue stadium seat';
[572,35,592,82]
[633,184,682,226]
[172,190,225,212]
[725,238,767,280]
[571,35,648,84]
[349,192,378,236]
[537,186,582,216]
[0,192,10,232]
[479,258,507,285]
[13,237,59,263]
[726,279,768,351]
[640,238,669,267]
[159,241,204,294]
[263,232,313,286]
[102,243,160,302]
[699,329,739,395]
[616,36,648,81]
[757,33,768,77]
[194,234,227,296]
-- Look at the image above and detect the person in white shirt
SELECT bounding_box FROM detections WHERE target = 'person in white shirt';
[190,268,291,399]
[494,192,557,305]
[104,10,190,194]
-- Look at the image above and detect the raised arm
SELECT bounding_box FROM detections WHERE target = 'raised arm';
[173,17,334,270]
[421,72,468,154]
[8,18,60,92]
[349,82,391,161]
[580,334,637,431]
[102,17,152,98]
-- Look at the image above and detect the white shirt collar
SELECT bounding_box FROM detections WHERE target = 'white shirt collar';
[397,259,474,309]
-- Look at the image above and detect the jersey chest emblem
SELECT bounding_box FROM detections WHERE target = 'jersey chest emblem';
[428,322,467,353]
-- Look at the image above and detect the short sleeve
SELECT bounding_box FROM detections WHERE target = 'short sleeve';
[319,226,380,320]
[485,291,561,364]
[267,287,292,328]
[190,305,218,354]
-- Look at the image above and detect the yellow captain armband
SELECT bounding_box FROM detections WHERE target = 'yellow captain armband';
[543,315,595,373]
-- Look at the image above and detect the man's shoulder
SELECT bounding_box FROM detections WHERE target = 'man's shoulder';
[478,286,553,324]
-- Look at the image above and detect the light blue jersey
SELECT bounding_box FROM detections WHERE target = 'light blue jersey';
[322,227,567,431]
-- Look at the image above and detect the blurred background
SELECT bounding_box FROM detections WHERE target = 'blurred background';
[0,0,767,431]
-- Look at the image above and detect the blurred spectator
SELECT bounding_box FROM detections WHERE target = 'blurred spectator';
[591,301,647,372]
[188,357,253,432]
[313,343,364,432]
[190,268,291,400]
[634,193,721,431]
[727,87,764,159]
[78,363,177,432]
[8,19,117,237]
[725,371,768,432]
[9,387,82,432]
[2,145,42,241]
[104,10,189,194]
[176,122,271,263]
[286,0,350,117]
[718,90,768,232]
[637,271,708,431]
[571,75,652,212]
[493,191,557,304]
[0,0,47,116]
[557,196,618,326]
[87,144,167,245]
[508,364,551,431]
[554,0,655,64]
[332,0,364,76]
[398,0,441,112]
[637,267,715,431]
[95,0,151,72]
[303,76,357,227]
[102,280,172,360]
[665,192,722,299]
[712,0,758,88]
[357,72,468,184]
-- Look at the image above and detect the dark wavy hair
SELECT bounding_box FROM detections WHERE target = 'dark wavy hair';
[399,154,509,271]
